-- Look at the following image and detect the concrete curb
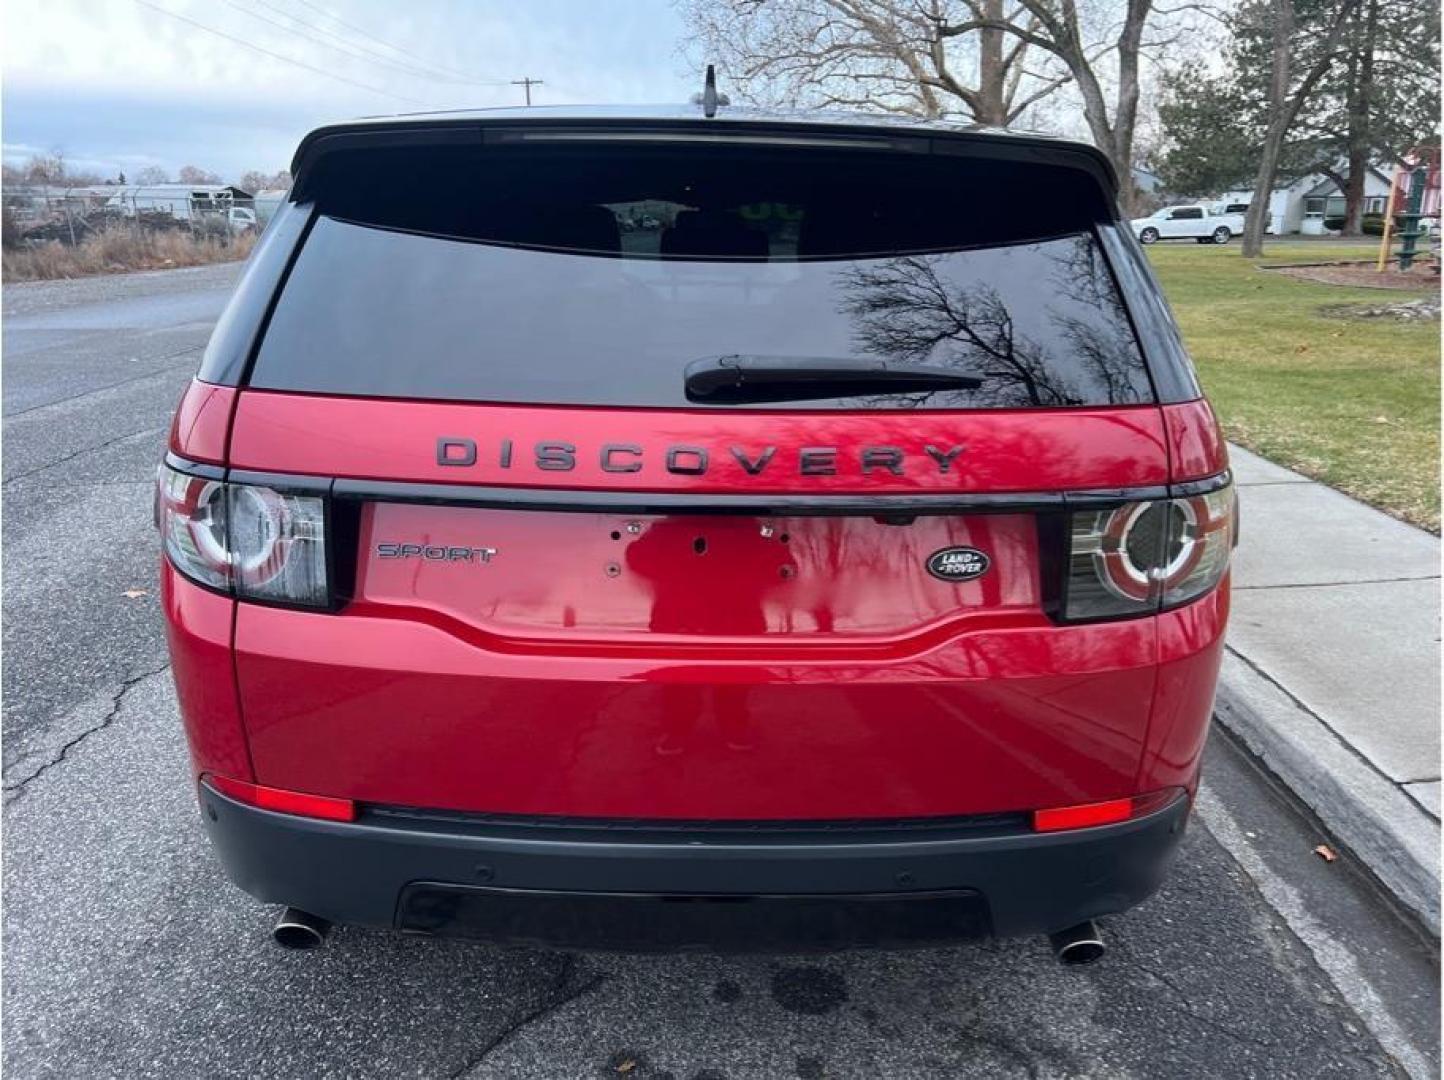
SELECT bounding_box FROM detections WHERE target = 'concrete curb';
[1213,648,1441,937]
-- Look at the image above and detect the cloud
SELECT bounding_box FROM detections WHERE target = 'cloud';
[3,0,698,178]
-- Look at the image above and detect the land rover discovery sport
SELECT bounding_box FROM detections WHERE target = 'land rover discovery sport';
[158,104,1234,959]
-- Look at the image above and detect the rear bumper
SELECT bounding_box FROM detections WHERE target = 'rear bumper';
[200,782,1190,950]
[164,565,1227,821]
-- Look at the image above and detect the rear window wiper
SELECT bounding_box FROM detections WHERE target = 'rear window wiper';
[684,355,983,404]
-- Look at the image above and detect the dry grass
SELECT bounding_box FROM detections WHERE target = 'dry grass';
[2,227,256,282]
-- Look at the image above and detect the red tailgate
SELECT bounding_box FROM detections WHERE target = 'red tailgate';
[229,393,1171,819]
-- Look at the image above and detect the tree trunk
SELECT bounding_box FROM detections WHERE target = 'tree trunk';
[1339,23,1363,234]
[1243,136,1286,256]
[1341,0,1377,234]
[1243,0,1360,254]
[1029,0,1149,215]
[1111,0,1148,215]
[1242,0,1296,256]
[976,0,1008,125]
[1343,148,1369,233]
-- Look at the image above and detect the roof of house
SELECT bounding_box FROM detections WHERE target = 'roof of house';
[1300,167,1393,198]
[96,184,252,198]
[1132,167,1162,192]
[1215,163,1394,202]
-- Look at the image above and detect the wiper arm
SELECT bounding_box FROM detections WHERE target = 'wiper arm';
[684,355,983,404]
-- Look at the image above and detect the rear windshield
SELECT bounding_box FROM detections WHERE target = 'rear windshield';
[251,139,1153,410]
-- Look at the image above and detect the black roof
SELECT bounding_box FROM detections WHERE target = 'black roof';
[289,104,1117,196]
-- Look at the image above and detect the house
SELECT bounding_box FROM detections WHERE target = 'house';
[1128,167,1168,212]
[4,182,254,226]
[1131,167,1163,195]
[97,183,253,221]
[1216,165,1393,235]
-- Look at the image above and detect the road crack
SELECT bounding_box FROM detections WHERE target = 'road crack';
[1111,948,1275,1049]
[448,955,606,1078]
[3,426,167,487]
[3,663,171,803]
[4,347,201,419]
[1233,574,1439,591]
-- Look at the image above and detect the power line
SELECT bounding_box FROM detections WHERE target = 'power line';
[214,0,455,89]
[130,0,435,106]
[247,0,509,86]
[289,0,500,87]
[512,77,543,106]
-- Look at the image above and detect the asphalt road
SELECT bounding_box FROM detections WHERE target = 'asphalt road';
[2,264,1439,1079]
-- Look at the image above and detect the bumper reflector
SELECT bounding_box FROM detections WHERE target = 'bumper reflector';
[206,775,356,822]
[1032,789,1182,833]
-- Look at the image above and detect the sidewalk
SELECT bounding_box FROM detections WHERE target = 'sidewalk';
[1216,445,1441,934]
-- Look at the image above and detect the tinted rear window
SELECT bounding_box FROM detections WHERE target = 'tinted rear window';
[251,139,1152,410]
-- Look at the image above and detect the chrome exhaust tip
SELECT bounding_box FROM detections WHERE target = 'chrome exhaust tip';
[272,907,330,950]
[1048,920,1105,965]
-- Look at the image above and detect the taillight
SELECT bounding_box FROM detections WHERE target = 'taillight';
[1032,789,1182,832]
[205,774,356,822]
[157,465,331,608]
[158,468,230,590]
[1060,477,1235,622]
[227,483,329,605]
[1033,797,1132,832]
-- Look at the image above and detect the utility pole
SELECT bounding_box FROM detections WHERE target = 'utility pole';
[511,77,543,106]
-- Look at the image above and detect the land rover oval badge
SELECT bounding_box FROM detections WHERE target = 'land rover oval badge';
[926,546,990,583]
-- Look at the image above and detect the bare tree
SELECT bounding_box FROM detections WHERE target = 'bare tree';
[10,151,103,187]
[682,0,1181,210]
[238,169,292,194]
[134,165,170,185]
[24,152,68,185]
[176,165,222,185]
[681,0,1071,126]
[1240,0,1360,255]
[936,0,1165,208]
[838,246,1148,407]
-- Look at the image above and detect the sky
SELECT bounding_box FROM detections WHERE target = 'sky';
[1,0,699,181]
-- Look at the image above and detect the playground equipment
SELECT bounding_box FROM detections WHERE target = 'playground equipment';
[1377,149,1441,273]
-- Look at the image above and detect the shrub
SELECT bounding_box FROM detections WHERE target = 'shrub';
[1,225,255,282]
[1321,213,1388,235]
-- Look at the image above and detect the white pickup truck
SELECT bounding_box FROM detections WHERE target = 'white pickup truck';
[1130,204,1245,245]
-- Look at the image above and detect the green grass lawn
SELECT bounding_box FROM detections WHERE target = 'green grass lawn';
[1147,242,1441,531]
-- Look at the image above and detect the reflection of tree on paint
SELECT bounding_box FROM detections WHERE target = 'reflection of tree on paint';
[836,238,1150,409]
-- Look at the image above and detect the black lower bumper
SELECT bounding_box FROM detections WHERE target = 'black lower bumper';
[199,784,1189,951]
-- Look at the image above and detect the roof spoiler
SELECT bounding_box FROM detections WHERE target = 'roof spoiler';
[287,115,1118,204]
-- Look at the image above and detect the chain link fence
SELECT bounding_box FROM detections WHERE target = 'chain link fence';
[2,188,259,251]
[2,187,268,281]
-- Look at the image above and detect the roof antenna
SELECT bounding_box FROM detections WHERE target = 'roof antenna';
[697,64,728,118]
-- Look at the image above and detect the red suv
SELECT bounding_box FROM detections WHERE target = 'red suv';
[158,106,1234,962]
